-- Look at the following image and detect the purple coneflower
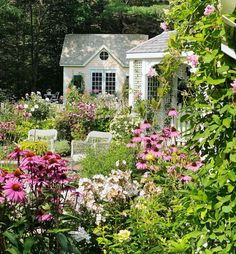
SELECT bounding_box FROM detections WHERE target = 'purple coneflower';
[168,108,178,117]
[3,179,25,203]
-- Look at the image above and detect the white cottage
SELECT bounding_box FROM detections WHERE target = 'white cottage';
[127,31,179,106]
[60,34,148,97]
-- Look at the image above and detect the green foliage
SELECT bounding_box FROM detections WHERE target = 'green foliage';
[80,143,136,177]
[54,140,71,157]
[19,141,48,155]
[158,0,236,252]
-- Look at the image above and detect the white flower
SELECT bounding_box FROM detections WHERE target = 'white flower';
[115,160,120,167]
[122,160,126,165]
[45,98,50,102]
[24,104,28,109]
[69,227,91,243]
[117,229,131,242]
[34,104,39,109]
[30,108,35,112]
[36,91,41,95]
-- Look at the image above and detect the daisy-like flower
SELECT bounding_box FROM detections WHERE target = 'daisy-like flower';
[132,136,142,143]
[3,179,25,203]
[168,108,178,117]
[170,127,180,138]
[7,147,28,160]
[204,4,215,16]
[133,128,142,135]
[140,121,151,130]
[36,209,53,222]
[179,175,192,183]
[160,22,168,32]
[185,161,203,172]
[231,79,236,93]
[136,160,148,170]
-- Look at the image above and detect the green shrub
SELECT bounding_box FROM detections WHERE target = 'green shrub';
[19,140,48,155]
[54,140,70,157]
[80,143,136,177]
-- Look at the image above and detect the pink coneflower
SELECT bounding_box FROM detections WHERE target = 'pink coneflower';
[150,132,159,140]
[179,153,186,159]
[146,67,157,77]
[204,4,215,16]
[185,161,203,172]
[170,145,177,153]
[162,154,172,161]
[7,147,28,160]
[132,136,142,143]
[127,142,137,148]
[179,175,192,183]
[162,127,171,138]
[231,79,236,94]
[140,121,151,130]
[3,179,25,203]
[160,22,168,32]
[170,127,180,138]
[150,148,162,158]
[133,128,142,135]
[37,210,53,222]
[167,166,176,174]
[136,160,148,170]
[168,108,178,117]
[187,54,199,68]
[23,112,32,117]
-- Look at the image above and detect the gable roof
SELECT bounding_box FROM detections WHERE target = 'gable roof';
[127,31,175,55]
[60,34,148,67]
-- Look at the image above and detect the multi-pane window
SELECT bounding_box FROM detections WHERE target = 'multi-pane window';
[91,71,116,95]
[100,51,109,60]
[147,77,159,102]
[92,72,103,93]
[105,73,116,94]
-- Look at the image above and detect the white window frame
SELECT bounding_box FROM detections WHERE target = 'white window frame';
[90,69,116,94]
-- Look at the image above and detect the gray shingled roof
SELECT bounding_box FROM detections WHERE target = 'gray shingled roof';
[127,31,175,54]
[60,34,148,66]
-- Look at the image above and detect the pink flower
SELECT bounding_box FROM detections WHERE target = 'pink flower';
[187,54,199,68]
[160,22,168,32]
[140,121,151,130]
[204,4,215,16]
[37,210,53,222]
[0,196,4,203]
[170,127,180,138]
[127,142,137,148]
[23,112,32,117]
[3,179,25,203]
[168,108,178,117]
[185,161,203,172]
[146,67,157,77]
[167,166,176,174]
[132,136,142,143]
[162,154,172,161]
[133,128,142,135]
[136,161,148,170]
[179,175,192,183]
[231,79,236,93]
[7,147,29,160]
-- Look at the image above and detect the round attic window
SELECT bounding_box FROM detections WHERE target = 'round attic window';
[100,51,109,60]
